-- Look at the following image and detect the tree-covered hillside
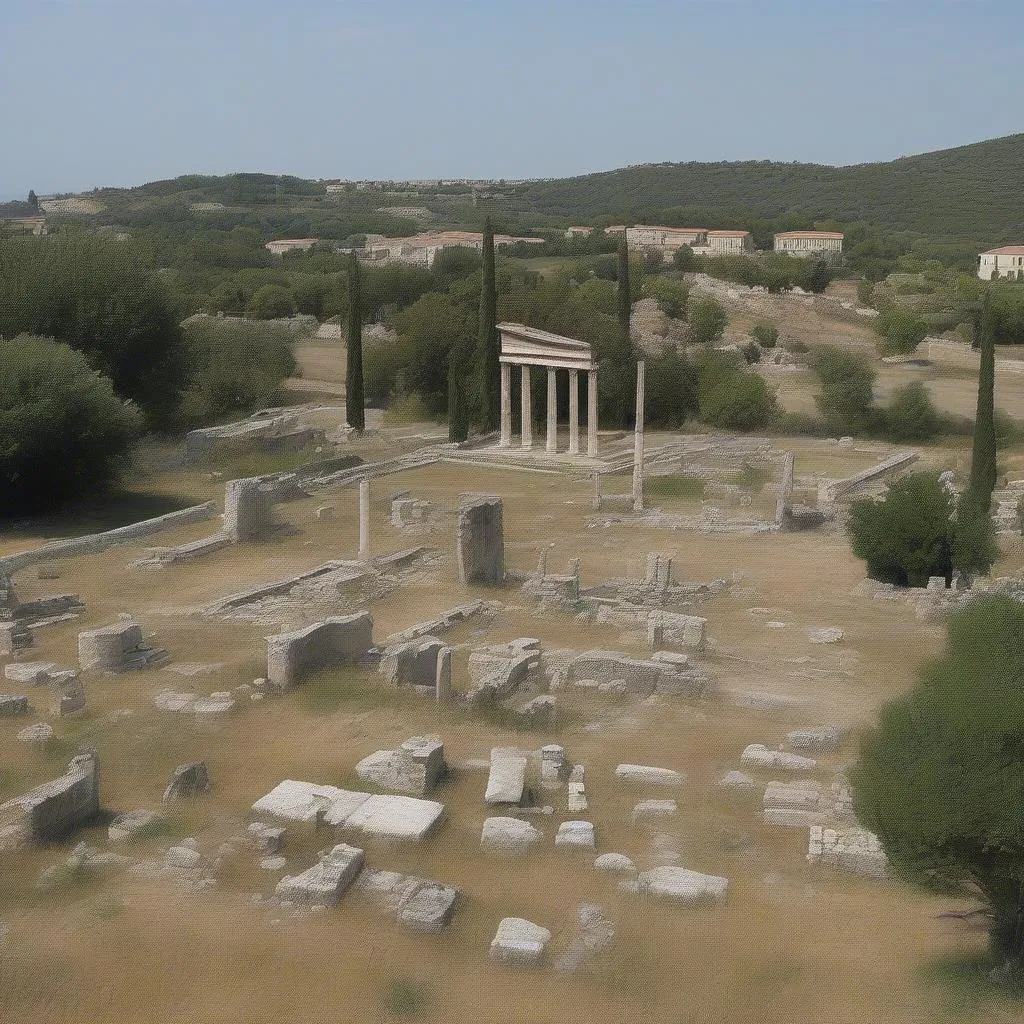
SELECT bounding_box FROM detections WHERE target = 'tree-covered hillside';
[512,133,1024,242]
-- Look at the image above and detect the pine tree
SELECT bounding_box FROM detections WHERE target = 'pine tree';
[966,291,997,514]
[616,236,632,346]
[27,190,38,211]
[345,254,365,432]
[476,217,499,430]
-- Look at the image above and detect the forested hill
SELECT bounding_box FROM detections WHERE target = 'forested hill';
[515,133,1024,242]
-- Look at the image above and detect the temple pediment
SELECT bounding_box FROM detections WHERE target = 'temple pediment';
[497,323,594,371]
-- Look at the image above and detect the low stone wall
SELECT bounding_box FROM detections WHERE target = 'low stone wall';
[456,496,504,585]
[818,450,919,505]
[0,503,217,575]
[266,612,374,689]
[0,752,100,850]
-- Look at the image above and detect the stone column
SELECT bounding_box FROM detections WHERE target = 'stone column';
[568,369,580,456]
[358,477,370,561]
[520,365,532,449]
[632,361,646,513]
[587,369,598,457]
[546,368,558,453]
[499,363,512,448]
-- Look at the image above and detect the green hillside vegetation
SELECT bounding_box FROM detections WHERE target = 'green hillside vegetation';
[510,133,1024,243]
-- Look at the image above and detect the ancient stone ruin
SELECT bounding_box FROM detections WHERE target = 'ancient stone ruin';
[265,611,374,689]
[456,495,504,585]
[78,619,167,672]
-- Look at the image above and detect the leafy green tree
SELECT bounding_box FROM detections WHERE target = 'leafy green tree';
[0,336,141,515]
[967,292,998,513]
[882,381,941,441]
[812,345,876,434]
[0,236,187,423]
[696,352,776,430]
[644,276,690,319]
[616,236,632,344]
[857,278,874,307]
[806,259,832,293]
[874,303,929,355]
[672,245,696,271]
[851,596,1024,977]
[346,255,365,432]
[847,472,955,586]
[178,318,296,425]
[246,283,296,320]
[687,296,728,344]
[476,217,499,430]
[748,322,778,348]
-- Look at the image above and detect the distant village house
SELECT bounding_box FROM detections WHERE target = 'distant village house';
[356,230,543,268]
[265,238,319,256]
[978,245,1024,281]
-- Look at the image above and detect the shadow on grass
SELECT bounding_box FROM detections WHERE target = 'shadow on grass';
[1,488,193,541]
[919,952,1024,1018]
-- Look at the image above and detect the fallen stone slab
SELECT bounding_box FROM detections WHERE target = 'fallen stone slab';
[490,917,551,965]
[807,626,844,645]
[153,689,197,712]
[252,780,361,823]
[786,725,848,752]
[485,750,527,806]
[162,762,210,802]
[740,745,818,772]
[275,843,364,906]
[763,781,823,811]
[355,736,446,796]
[631,799,678,825]
[481,816,542,853]
[192,693,237,718]
[763,807,825,828]
[717,770,758,791]
[395,880,460,933]
[0,753,99,850]
[335,794,445,841]
[17,723,54,746]
[0,694,29,716]
[594,853,635,874]
[808,825,887,879]
[555,820,595,849]
[4,662,56,685]
[615,764,684,786]
[636,866,729,904]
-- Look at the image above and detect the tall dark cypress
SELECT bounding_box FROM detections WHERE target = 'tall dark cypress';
[616,235,632,347]
[346,254,365,432]
[477,217,499,431]
[967,292,997,513]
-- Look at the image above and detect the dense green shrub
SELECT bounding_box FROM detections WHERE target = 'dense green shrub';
[812,345,876,434]
[0,336,141,515]
[645,350,698,429]
[177,318,296,424]
[880,381,941,441]
[851,596,1024,976]
[749,322,778,348]
[847,472,955,586]
[644,276,690,319]
[847,472,994,586]
[874,303,929,355]
[740,341,762,364]
[688,296,728,344]
[857,278,875,307]
[696,352,776,430]
[246,283,296,320]
[0,236,186,422]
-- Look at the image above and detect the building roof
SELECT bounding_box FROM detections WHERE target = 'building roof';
[267,238,319,246]
[629,225,707,234]
[982,245,1024,256]
[775,231,844,240]
[707,229,751,237]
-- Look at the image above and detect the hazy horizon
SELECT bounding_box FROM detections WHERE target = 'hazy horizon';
[3,0,1023,200]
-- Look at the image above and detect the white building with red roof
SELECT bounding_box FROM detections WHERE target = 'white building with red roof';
[978,245,1024,281]
[773,230,844,258]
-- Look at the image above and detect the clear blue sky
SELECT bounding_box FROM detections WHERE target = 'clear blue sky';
[3,0,1022,199]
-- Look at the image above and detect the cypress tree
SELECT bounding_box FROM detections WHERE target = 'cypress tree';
[476,217,499,431]
[967,292,997,514]
[345,254,365,432]
[616,236,632,346]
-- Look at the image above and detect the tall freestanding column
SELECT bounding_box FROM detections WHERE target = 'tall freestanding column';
[520,365,533,450]
[499,363,512,448]
[546,368,558,453]
[358,477,370,560]
[568,369,580,455]
[632,361,646,513]
[587,368,598,457]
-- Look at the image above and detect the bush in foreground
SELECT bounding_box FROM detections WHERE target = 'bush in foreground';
[852,596,1024,982]
[0,336,141,516]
